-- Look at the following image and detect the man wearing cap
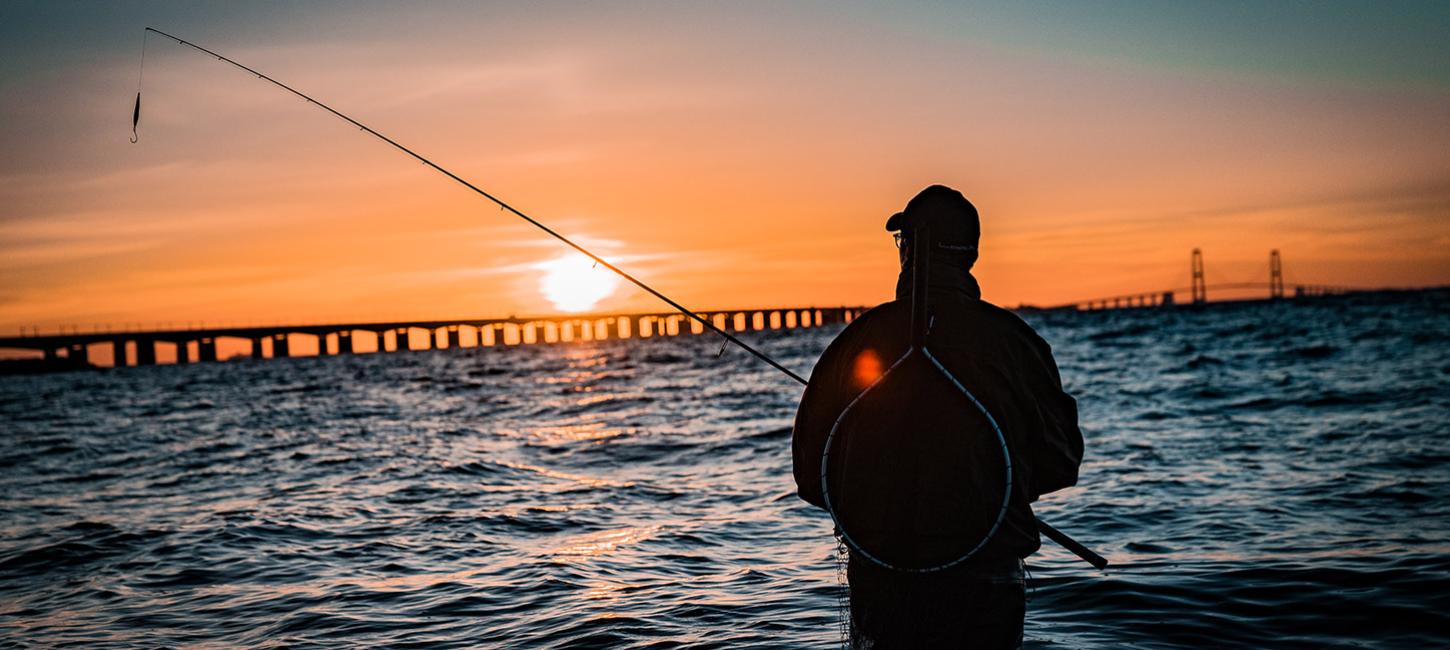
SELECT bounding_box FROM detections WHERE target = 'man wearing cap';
[792,185,1084,648]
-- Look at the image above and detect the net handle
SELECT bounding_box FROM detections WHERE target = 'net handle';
[909,226,930,350]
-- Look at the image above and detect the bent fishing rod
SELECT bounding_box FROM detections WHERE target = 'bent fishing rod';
[132,26,805,385]
[132,27,1106,570]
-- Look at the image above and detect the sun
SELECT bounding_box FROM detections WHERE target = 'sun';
[537,253,622,313]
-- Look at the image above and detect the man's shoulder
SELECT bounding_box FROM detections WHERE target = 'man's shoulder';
[821,299,1050,355]
[810,302,907,368]
[975,300,1047,342]
[831,301,909,340]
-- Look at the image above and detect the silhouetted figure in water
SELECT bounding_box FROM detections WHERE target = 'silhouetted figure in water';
[793,185,1084,648]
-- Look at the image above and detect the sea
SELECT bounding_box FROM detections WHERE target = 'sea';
[1,290,1447,649]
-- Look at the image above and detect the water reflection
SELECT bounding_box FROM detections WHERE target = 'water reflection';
[0,291,1446,647]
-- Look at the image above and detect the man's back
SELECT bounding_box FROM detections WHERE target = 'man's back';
[793,293,1083,560]
[793,291,1083,646]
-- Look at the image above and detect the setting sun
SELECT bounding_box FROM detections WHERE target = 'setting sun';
[537,253,621,313]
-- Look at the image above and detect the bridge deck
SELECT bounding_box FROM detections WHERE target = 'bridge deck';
[1,306,869,368]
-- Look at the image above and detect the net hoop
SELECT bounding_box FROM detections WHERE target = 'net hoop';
[820,345,1014,573]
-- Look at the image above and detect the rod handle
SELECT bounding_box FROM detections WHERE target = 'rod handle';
[1038,519,1108,570]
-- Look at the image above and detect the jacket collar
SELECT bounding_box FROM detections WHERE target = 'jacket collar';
[895,256,982,302]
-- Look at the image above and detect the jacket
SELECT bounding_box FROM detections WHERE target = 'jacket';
[792,259,1083,562]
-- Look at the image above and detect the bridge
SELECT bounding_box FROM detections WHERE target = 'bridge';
[1055,249,1362,311]
[1,250,1369,371]
[0,306,869,370]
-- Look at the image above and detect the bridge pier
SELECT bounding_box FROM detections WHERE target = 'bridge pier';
[447,326,460,349]
[200,338,217,362]
[68,344,88,367]
[252,337,265,359]
[395,328,409,352]
[137,340,156,365]
[177,341,192,364]
[272,334,290,358]
[112,340,128,367]
[339,331,354,354]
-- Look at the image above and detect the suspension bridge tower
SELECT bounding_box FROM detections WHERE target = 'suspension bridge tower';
[1191,248,1207,304]
[1269,249,1284,299]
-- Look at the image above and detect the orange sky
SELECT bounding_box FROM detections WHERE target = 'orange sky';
[2,3,1448,333]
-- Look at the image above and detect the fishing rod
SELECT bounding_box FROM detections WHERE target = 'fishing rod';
[131,26,806,385]
[132,28,1106,570]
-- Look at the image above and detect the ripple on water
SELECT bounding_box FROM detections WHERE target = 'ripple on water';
[1,290,1448,648]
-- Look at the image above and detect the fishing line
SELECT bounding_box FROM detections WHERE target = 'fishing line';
[132,27,806,385]
[133,27,1105,570]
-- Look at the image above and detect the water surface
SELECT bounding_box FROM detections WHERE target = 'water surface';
[2,290,1447,648]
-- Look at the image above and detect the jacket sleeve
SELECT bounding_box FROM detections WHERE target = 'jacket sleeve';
[1021,333,1084,500]
[791,325,866,510]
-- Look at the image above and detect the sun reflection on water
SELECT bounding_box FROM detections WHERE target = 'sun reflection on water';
[552,525,662,561]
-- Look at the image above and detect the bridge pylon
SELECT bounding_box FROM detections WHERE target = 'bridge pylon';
[1191,248,1207,304]
[1269,250,1284,299]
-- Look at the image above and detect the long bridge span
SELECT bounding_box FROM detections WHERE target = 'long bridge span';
[2,250,1375,371]
[0,306,869,369]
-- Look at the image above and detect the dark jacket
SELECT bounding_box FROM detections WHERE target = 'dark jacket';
[792,258,1083,562]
